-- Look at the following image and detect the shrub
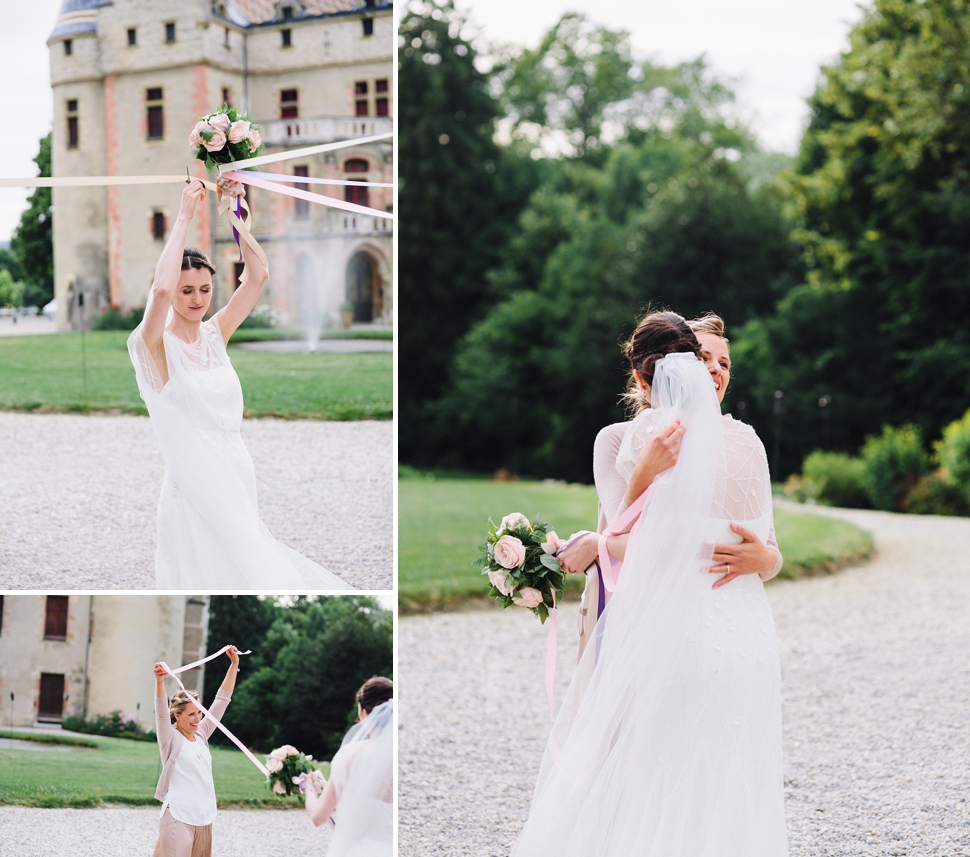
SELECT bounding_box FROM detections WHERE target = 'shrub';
[935,408,970,501]
[63,710,155,742]
[798,450,871,508]
[238,304,277,329]
[0,269,24,307]
[906,472,970,517]
[92,306,144,331]
[860,424,930,512]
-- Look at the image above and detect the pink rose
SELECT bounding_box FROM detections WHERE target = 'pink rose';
[513,587,543,609]
[281,744,299,757]
[228,119,251,144]
[269,747,286,760]
[266,756,283,773]
[541,531,562,555]
[202,129,227,152]
[207,112,231,133]
[493,535,526,569]
[247,128,262,151]
[189,120,207,148]
[487,568,512,596]
[501,512,530,532]
[272,780,286,794]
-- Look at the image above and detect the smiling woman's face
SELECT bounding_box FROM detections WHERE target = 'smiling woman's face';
[174,701,202,735]
[697,332,730,404]
[173,266,212,322]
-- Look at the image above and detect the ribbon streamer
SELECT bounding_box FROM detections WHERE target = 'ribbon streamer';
[243,171,393,188]
[160,645,270,777]
[222,170,393,220]
[219,132,392,171]
[0,175,186,188]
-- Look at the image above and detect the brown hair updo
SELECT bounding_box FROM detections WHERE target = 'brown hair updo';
[356,676,393,718]
[623,310,701,411]
[169,689,200,725]
[182,247,216,276]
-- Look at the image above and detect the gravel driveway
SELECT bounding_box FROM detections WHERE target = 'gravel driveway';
[0,805,330,856]
[400,505,970,856]
[0,412,392,590]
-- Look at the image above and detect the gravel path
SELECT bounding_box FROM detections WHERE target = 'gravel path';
[400,506,970,856]
[0,806,330,856]
[0,412,392,590]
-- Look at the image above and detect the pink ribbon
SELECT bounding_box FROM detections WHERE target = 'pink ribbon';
[221,170,393,220]
[545,592,558,720]
[160,646,269,777]
[242,170,393,188]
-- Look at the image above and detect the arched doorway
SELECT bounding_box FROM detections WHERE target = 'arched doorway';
[345,252,379,322]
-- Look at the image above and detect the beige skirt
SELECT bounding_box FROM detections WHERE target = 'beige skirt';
[153,808,212,857]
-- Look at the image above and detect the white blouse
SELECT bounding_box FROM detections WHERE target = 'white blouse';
[161,733,217,827]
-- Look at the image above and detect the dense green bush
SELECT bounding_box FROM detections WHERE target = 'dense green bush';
[906,473,970,517]
[860,424,930,512]
[237,304,276,329]
[92,306,144,331]
[935,408,970,501]
[63,710,155,742]
[793,450,871,509]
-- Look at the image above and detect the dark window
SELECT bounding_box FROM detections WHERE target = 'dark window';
[375,98,388,117]
[362,18,373,36]
[224,27,230,48]
[294,166,309,219]
[280,89,298,119]
[147,105,164,139]
[282,5,293,20]
[222,87,231,105]
[281,28,291,47]
[345,158,368,173]
[355,81,368,96]
[127,28,137,46]
[356,100,368,117]
[234,262,245,290]
[67,116,79,149]
[365,0,375,7]
[147,87,163,101]
[152,211,166,240]
[38,674,65,718]
[0,594,5,635]
[64,39,73,56]
[44,596,69,640]
[67,99,78,112]
[375,79,388,93]
[345,182,370,208]
[165,22,176,43]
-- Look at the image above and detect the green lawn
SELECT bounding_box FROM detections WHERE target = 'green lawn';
[398,475,874,610]
[0,332,391,420]
[229,328,393,343]
[0,731,327,808]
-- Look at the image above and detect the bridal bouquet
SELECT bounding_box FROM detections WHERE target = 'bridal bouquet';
[481,513,565,624]
[190,104,263,172]
[265,744,321,800]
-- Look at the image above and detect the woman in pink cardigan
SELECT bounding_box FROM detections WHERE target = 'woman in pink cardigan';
[152,646,240,857]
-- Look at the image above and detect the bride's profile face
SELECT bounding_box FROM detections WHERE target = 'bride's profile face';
[173,267,212,322]
[697,333,730,403]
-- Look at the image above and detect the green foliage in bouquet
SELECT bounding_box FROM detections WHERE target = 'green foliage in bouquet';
[480,513,565,623]
[191,104,263,173]
[264,745,323,801]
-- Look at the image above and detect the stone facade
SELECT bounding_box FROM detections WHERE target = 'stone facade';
[0,594,209,731]
[48,0,392,330]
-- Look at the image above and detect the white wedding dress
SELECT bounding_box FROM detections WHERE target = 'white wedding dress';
[128,315,354,591]
[511,354,788,857]
[327,700,393,857]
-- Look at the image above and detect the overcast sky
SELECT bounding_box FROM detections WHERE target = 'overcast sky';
[1,0,868,241]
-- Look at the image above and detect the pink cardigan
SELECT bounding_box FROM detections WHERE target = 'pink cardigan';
[154,689,232,802]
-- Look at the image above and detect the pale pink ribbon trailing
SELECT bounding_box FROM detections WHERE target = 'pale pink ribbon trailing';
[545,486,652,718]
[159,645,269,777]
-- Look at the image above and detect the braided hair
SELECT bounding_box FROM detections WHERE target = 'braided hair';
[622,310,701,412]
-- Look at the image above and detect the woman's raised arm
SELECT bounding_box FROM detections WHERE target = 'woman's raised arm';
[142,182,206,352]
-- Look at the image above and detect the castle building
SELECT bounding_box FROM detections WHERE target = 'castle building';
[0,594,209,731]
[47,0,393,331]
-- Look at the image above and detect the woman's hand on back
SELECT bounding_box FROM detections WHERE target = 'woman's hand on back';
[624,419,685,506]
[709,523,777,588]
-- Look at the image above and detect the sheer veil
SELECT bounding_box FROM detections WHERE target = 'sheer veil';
[328,700,393,857]
[511,353,788,856]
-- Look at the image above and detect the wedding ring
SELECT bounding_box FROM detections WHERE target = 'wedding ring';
[725,564,731,575]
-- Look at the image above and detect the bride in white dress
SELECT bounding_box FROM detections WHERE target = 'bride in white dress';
[128,180,353,591]
[512,312,788,856]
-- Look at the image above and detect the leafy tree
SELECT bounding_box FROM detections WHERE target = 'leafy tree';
[0,248,25,283]
[11,133,53,307]
[736,0,970,474]
[0,269,24,308]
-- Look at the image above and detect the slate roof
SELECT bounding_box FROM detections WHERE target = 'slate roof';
[48,0,112,40]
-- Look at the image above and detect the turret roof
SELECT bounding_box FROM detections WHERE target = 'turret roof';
[49,0,111,41]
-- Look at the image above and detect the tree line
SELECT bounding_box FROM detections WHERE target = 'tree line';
[400,0,970,480]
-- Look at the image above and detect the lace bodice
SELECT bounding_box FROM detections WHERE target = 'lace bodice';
[593,411,781,577]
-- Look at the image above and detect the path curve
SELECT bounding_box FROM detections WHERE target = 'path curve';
[400,505,970,856]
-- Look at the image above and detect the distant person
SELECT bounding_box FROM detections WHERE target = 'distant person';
[152,646,240,857]
[127,180,352,590]
[302,676,393,857]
